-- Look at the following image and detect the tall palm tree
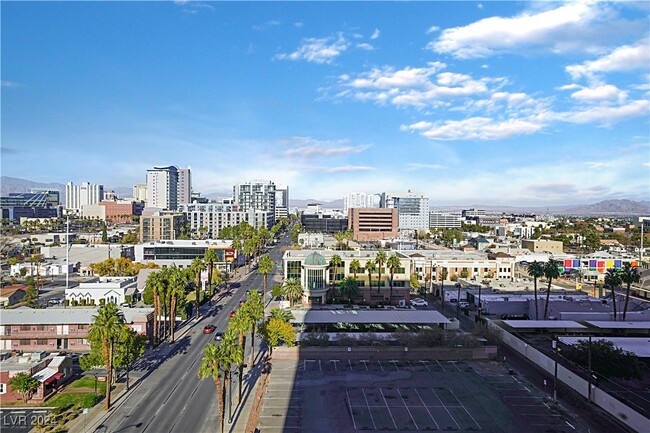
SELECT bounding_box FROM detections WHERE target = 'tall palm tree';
[257,254,274,305]
[543,259,561,320]
[375,250,387,294]
[386,253,401,305]
[604,268,622,321]
[88,303,125,411]
[282,278,303,306]
[167,267,188,343]
[204,249,218,295]
[344,229,354,250]
[243,290,264,366]
[145,271,161,344]
[229,310,251,404]
[198,343,227,433]
[329,254,342,295]
[269,307,295,322]
[365,259,376,292]
[350,259,361,280]
[527,261,545,320]
[620,263,640,320]
[333,231,345,250]
[189,257,205,319]
[340,277,359,305]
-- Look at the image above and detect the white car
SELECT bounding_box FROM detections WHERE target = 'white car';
[411,298,429,307]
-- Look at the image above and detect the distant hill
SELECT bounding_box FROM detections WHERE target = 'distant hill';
[558,199,650,215]
[0,176,132,201]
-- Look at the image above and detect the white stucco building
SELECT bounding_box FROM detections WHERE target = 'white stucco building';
[65,277,139,305]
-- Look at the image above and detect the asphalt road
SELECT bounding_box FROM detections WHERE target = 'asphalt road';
[91,231,289,433]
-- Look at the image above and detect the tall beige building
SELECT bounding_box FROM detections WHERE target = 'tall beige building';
[348,208,398,241]
[139,212,186,243]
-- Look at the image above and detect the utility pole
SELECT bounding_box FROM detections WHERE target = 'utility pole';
[552,338,558,402]
[66,213,70,293]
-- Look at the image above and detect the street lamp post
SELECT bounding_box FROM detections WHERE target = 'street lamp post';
[552,339,558,401]
[228,368,233,423]
[93,373,98,404]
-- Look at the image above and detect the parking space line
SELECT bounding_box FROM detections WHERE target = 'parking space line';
[319,359,322,371]
[378,361,384,372]
[414,388,440,430]
[390,360,399,371]
[431,388,460,430]
[330,359,339,371]
[397,388,419,430]
[420,360,431,372]
[346,388,357,430]
[380,388,398,430]
[449,388,481,430]
[435,360,446,372]
[362,388,377,430]
[361,360,369,371]
[348,359,353,371]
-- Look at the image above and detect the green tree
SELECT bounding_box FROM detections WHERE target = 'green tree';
[259,318,295,357]
[527,261,545,320]
[620,263,640,321]
[198,343,227,433]
[101,224,108,243]
[228,310,251,404]
[329,254,342,292]
[344,229,354,249]
[333,231,345,250]
[460,268,469,279]
[257,254,274,305]
[543,259,561,320]
[243,290,265,366]
[349,259,361,280]
[88,303,125,411]
[386,253,401,305]
[340,277,359,305]
[409,274,420,291]
[282,278,303,306]
[113,326,148,390]
[365,259,376,292]
[269,307,294,322]
[375,250,387,293]
[167,267,189,342]
[189,257,205,319]
[204,249,218,295]
[604,268,622,321]
[8,372,40,403]
[271,284,283,299]
[563,340,644,380]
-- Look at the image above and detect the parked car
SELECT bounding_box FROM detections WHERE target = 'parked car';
[411,298,428,307]
[229,311,236,318]
[459,302,470,309]
[500,313,530,320]
[203,325,216,334]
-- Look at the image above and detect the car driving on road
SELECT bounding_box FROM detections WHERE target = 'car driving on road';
[203,325,216,334]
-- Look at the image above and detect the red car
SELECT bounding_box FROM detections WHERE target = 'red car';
[230,311,236,318]
[203,325,216,334]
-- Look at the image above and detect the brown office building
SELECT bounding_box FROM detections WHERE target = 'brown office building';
[140,212,186,243]
[348,208,398,241]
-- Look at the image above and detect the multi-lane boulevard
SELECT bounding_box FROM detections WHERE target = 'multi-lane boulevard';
[90,231,289,433]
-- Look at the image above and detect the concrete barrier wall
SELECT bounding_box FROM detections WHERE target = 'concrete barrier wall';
[488,321,649,432]
[272,346,497,361]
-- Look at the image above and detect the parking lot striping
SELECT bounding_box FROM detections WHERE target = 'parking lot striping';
[522,413,563,417]
[449,361,462,372]
[380,388,398,430]
[419,360,431,372]
[345,389,358,430]
[319,359,322,371]
[431,388,461,430]
[378,361,384,372]
[523,386,531,392]
[360,360,369,371]
[435,360,447,372]
[390,360,400,371]
[397,388,419,430]
[414,388,440,430]
[330,359,339,371]
[361,388,377,430]
[348,359,353,370]
[449,388,482,431]
[566,421,576,430]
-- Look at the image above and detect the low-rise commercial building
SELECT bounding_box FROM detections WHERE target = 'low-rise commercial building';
[139,211,186,242]
[0,285,27,307]
[0,353,73,403]
[522,239,563,254]
[134,239,235,270]
[429,212,462,229]
[65,277,139,305]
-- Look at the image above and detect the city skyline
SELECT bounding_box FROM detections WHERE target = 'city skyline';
[2,1,649,205]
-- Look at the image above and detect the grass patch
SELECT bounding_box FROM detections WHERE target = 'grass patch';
[67,376,106,393]
[44,393,96,408]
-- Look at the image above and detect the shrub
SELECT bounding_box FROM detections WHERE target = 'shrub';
[301,332,330,347]
[99,299,105,306]
[71,300,78,307]
[125,295,132,304]
[63,300,70,307]
[79,299,86,306]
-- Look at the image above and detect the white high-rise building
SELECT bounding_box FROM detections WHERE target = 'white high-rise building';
[65,182,104,213]
[177,167,192,205]
[146,166,179,211]
[275,185,289,220]
[343,192,375,214]
[133,184,148,203]
[233,180,276,225]
[380,190,429,230]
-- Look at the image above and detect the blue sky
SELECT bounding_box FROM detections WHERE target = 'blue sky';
[2,1,649,205]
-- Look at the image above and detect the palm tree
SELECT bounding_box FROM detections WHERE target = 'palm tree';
[365,259,376,292]
[145,271,162,344]
[221,331,243,419]
[189,257,205,319]
[340,277,359,305]
[229,310,251,404]
[269,307,295,322]
[257,254,274,305]
[375,250,387,294]
[167,267,188,343]
[204,249,218,295]
[543,259,561,320]
[282,278,303,306]
[198,343,227,433]
[350,259,361,280]
[344,229,354,250]
[620,263,640,320]
[88,303,125,411]
[386,253,401,305]
[333,231,345,250]
[329,254,342,295]
[243,290,264,365]
[604,268,622,321]
[527,261,545,320]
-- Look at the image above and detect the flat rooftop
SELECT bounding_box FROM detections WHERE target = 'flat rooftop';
[503,320,587,329]
[584,321,650,330]
[559,336,650,357]
[1,307,153,325]
[291,309,451,325]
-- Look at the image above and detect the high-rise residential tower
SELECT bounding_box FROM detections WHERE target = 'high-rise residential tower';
[380,190,430,230]
[233,180,276,225]
[177,167,192,205]
[146,166,179,210]
[275,185,289,220]
[65,182,104,213]
[343,192,375,214]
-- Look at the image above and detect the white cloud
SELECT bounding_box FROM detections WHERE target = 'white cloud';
[1,80,19,87]
[347,63,445,90]
[276,33,349,64]
[286,144,370,158]
[561,99,650,125]
[426,26,440,34]
[177,1,214,14]
[569,84,628,103]
[307,165,375,173]
[405,163,447,171]
[371,29,380,40]
[294,22,304,28]
[253,20,281,31]
[566,39,650,80]
[356,43,374,51]
[402,117,543,141]
[429,2,608,58]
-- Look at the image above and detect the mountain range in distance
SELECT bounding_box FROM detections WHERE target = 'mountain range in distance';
[1,176,648,216]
